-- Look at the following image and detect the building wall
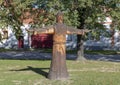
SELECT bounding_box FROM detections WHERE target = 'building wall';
[0,26,18,49]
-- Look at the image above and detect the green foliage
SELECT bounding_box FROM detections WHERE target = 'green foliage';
[0,0,3,4]
[104,0,120,29]
[0,0,36,39]
[0,0,120,40]
[43,0,79,27]
[73,0,120,40]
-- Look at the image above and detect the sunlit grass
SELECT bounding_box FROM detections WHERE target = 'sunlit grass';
[0,60,120,85]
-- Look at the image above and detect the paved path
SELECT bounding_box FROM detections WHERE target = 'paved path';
[0,51,76,60]
[86,54,120,62]
[0,51,120,62]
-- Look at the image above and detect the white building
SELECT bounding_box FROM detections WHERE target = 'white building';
[0,26,18,49]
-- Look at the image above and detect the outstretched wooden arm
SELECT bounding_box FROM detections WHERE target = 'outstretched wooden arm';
[26,26,54,34]
[67,26,90,35]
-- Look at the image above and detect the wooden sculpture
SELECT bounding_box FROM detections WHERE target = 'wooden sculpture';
[27,11,89,80]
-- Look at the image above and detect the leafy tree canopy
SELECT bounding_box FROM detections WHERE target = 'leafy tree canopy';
[0,0,120,38]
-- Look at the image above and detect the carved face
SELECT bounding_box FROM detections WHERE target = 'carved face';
[57,15,63,23]
[56,12,63,23]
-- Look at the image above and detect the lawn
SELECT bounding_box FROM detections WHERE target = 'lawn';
[0,60,120,85]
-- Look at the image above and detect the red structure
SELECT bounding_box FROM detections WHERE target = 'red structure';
[31,34,53,48]
[18,36,24,48]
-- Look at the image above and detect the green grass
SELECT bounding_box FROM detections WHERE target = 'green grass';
[85,50,117,55]
[0,60,120,85]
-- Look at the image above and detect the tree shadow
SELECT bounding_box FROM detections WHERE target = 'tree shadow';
[10,66,49,78]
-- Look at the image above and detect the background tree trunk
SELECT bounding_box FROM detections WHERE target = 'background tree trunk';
[76,8,86,61]
[111,24,115,47]
[76,36,86,60]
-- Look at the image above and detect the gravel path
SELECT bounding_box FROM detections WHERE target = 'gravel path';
[0,51,120,62]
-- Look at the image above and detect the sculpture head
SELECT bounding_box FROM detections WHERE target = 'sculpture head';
[56,11,63,23]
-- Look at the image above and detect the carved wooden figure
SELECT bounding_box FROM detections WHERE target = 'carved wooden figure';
[28,12,89,80]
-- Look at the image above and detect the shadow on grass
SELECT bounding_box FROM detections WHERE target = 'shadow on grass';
[10,66,49,78]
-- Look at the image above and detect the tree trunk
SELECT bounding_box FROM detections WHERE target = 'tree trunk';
[111,27,115,47]
[48,44,69,80]
[48,55,69,80]
[76,35,86,61]
[76,8,86,61]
